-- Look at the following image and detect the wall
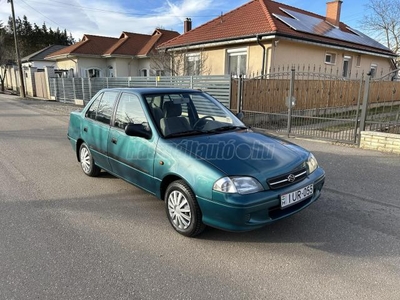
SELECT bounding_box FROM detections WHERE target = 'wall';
[270,39,393,79]
[360,131,400,154]
[22,61,57,70]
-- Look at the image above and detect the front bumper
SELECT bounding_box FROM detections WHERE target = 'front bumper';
[197,168,325,232]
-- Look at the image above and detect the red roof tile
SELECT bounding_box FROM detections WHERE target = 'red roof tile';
[159,0,395,57]
[46,29,179,59]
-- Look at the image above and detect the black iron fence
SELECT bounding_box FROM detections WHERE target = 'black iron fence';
[232,67,400,144]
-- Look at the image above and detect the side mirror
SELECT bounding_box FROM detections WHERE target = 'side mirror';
[236,111,244,120]
[125,123,152,139]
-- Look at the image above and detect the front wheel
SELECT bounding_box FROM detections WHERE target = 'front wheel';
[79,143,101,177]
[165,180,205,237]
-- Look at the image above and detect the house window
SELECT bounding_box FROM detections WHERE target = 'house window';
[342,56,352,78]
[325,52,336,65]
[356,55,361,67]
[141,69,148,77]
[87,68,101,78]
[107,66,114,77]
[227,48,247,76]
[370,64,377,78]
[153,69,165,76]
[185,53,201,75]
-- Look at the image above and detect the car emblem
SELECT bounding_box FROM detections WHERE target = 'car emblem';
[287,174,296,182]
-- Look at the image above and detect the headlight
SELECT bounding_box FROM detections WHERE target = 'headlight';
[305,154,318,174]
[213,176,263,194]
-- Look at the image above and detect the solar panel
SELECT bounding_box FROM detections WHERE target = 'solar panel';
[273,7,390,52]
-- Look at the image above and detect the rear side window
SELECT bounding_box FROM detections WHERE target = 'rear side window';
[86,91,118,124]
[86,93,103,120]
[114,93,147,129]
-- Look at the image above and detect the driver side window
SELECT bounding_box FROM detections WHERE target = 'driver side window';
[114,93,147,129]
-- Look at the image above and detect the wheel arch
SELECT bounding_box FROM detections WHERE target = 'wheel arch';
[160,174,193,201]
[76,138,85,162]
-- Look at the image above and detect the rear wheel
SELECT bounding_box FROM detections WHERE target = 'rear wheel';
[79,143,101,177]
[165,180,205,237]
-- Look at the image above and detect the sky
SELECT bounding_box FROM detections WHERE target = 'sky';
[0,0,373,41]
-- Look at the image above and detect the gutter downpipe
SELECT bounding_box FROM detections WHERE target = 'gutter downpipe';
[256,35,265,77]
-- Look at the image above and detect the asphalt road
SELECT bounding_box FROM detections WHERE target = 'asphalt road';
[0,94,399,300]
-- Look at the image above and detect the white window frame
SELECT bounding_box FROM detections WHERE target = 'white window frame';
[86,68,102,78]
[325,52,337,65]
[141,69,149,77]
[227,48,248,76]
[355,55,361,67]
[185,53,201,75]
[370,64,378,78]
[342,55,352,78]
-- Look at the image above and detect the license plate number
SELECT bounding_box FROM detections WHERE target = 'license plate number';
[281,184,314,208]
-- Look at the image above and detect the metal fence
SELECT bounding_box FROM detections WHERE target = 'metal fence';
[49,75,231,107]
[232,67,400,144]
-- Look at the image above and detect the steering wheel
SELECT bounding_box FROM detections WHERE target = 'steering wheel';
[193,116,215,129]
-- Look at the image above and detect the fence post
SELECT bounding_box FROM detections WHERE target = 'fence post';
[81,78,85,102]
[53,78,57,100]
[190,76,193,89]
[287,68,295,136]
[62,77,66,103]
[236,75,243,113]
[106,77,109,88]
[353,75,364,144]
[89,78,92,100]
[72,77,76,100]
[359,74,371,142]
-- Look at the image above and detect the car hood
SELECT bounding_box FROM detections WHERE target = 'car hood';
[167,131,309,180]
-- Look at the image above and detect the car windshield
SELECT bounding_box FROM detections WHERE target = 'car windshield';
[144,92,246,137]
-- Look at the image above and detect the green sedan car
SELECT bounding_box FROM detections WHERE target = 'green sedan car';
[67,88,325,237]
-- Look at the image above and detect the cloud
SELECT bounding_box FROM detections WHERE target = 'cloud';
[0,0,218,40]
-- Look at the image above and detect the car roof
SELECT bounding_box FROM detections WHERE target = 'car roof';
[99,87,203,95]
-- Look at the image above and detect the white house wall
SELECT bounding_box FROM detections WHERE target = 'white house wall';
[22,61,57,69]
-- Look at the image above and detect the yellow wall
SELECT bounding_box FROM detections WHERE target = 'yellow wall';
[179,39,394,78]
[269,39,393,79]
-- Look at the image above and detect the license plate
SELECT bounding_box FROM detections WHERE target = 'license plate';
[281,184,314,208]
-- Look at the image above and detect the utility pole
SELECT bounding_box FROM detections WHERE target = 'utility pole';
[9,0,26,98]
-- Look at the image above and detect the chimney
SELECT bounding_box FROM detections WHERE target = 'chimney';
[326,0,343,27]
[184,18,192,33]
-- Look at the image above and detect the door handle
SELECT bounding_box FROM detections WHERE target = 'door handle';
[83,127,88,132]
[111,137,117,144]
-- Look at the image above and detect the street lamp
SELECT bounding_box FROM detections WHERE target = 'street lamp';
[8,0,26,98]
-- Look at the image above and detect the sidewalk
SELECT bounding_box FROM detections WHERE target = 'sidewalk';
[0,92,80,115]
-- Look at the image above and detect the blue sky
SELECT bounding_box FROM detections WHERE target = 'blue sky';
[0,0,372,40]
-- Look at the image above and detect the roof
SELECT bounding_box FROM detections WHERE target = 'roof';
[46,29,180,59]
[21,45,67,62]
[159,0,395,57]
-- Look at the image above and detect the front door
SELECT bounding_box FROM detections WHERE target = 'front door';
[107,92,157,193]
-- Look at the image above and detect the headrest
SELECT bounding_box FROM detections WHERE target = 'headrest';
[163,101,182,118]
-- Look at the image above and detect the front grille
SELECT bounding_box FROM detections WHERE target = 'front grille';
[267,167,307,189]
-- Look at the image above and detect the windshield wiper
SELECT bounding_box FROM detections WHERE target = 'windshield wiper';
[205,125,247,133]
[164,129,205,138]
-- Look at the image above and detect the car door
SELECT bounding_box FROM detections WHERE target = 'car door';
[81,91,118,171]
[108,92,157,193]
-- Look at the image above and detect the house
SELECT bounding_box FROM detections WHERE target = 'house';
[46,29,180,78]
[21,45,67,70]
[158,0,397,79]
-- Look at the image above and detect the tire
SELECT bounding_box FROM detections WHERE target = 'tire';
[79,143,101,177]
[165,180,206,237]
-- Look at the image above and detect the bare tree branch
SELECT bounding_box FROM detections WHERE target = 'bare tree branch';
[362,0,400,57]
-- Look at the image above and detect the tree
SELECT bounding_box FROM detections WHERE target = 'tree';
[0,22,12,92]
[149,48,211,76]
[362,0,400,56]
